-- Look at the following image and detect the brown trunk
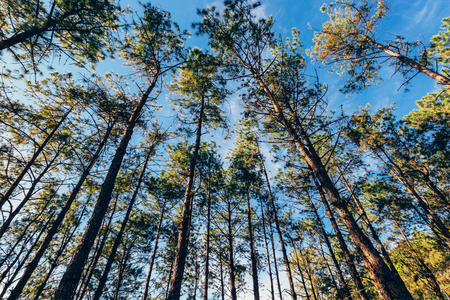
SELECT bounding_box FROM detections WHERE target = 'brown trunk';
[142,198,167,300]
[93,146,155,300]
[365,37,450,87]
[71,203,106,300]
[32,202,87,300]
[319,243,340,294]
[54,73,160,300]
[338,167,400,275]
[7,122,114,300]
[258,148,297,300]
[298,246,318,300]
[260,201,275,300]
[0,219,46,285]
[203,174,212,300]
[0,148,61,240]
[0,215,52,298]
[219,252,225,300]
[227,196,237,300]
[312,175,370,300]
[113,243,131,300]
[167,94,205,300]
[0,7,78,51]
[306,191,353,300]
[0,108,72,209]
[0,193,52,271]
[75,198,118,300]
[246,187,260,300]
[268,222,283,300]
[423,173,450,209]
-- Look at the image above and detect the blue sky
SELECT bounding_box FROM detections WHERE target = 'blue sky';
[130,0,448,118]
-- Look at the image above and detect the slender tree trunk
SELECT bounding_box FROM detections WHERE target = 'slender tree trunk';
[0,108,72,209]
[246,186,260,300]
[375,150,450,241]
[300,247,318,300]
[35,203,90,300]
[258,148,297,300]
[0,220,46,285]
[167,94,205,300]
[142,198,167,300]
[319,242,340,295]
[423,173,450,209]
[337,166,399,275]
[219,252,225,300]
[290,242,310,300]
[0,194,52,271]
[306,191,353,300]
[54,73,160,300]
[268,222,283,300]
[113,243,131,300]
[0,8,79,51]
[76,198,118,300]
[0,215,52,298]
[203,174,212,300]
[0,148,61,240]
[260,201,275,300]
[227,196,237,300]
[93,147,155,300]
[311,174,370,300]
[7,122,115,300]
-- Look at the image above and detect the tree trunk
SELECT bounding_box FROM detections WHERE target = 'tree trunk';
[219,252,225,300]
[246,186,260,300]
[290,242,310,300]
[203,173,212,300]
[365,37,450,87]
[0,194,52,271]
[93,147,155,300]
[306,191,353,300]
[167,94,205,300]
[37,203,90,300]
[0,148,61,240]
[113,243,131,300]
[227,196,237,300]
[374,149,450,241]
[0,215,52,298]
[337,166,400,274]
[0,108,72,209]
[76,198,118,300]
[311,174,370,300]
[268,222,283,300]
[54,72,160,300]
[258,148,297,300]
[142,198,167,300]
[7,122,114,300]
[260,201,275,300]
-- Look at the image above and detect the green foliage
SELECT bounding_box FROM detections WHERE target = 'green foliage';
[430,17,450,74]
[0,0,121,71]
[310,0,389,93]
